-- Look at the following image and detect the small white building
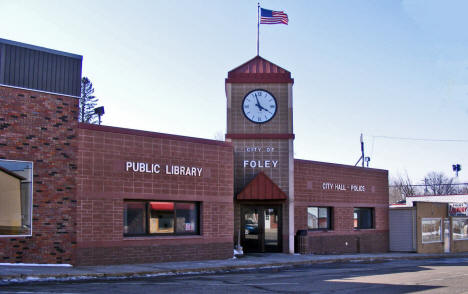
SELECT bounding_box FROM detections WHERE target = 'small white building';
[390,195,468,208]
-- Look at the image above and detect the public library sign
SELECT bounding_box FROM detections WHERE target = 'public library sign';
[125,161,203,177]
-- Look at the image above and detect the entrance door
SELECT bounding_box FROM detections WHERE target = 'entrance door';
[241,206,281,252]
[444,218,450,253]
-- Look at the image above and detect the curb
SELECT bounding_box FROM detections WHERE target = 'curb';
[1,253,468,285]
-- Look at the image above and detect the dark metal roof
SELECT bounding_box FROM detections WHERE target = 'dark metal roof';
[0,38,82,96]
[0,38,82,59]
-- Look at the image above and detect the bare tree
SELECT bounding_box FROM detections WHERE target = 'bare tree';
[213,130,225,141]
[390,173,419,203]
[458,185,468,194]
[423,171,457,195]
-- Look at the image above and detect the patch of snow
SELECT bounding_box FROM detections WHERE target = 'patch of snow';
[0,263,72,267]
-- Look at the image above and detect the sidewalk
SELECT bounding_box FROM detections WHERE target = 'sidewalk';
[2,252,468,285]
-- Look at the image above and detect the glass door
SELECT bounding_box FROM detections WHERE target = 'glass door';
[263,207,280,252]
[241,206,281,252]
[242,207,260,252]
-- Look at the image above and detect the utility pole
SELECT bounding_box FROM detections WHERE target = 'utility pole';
[360,133,364,168]
[355,133,369,167]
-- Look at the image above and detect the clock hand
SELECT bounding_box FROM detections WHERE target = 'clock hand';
[255,98,271,113]
[255,96,263,111]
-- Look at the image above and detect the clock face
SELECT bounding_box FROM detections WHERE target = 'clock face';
[242,90,277,124]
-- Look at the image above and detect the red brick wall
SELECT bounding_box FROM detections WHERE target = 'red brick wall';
[76,124,234,265]
[0,85,78,264]
[294,159,389,253]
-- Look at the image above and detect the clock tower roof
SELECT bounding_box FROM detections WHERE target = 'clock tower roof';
[226,56,293,84]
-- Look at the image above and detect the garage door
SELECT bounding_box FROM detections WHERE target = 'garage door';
[389,209,416,252]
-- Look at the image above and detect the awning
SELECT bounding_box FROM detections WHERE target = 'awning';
[150,202,174,211]
[237,172,287,200]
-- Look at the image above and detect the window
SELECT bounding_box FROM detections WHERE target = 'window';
[307,207,332,230]
[452,218,468,240]
[0,159,33,236]
[124,202,147,235]
[354,207,374,229]
[124,201,199,236]
[421,218,442,243]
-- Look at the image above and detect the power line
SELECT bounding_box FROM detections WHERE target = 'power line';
[389,183,468,187]
[372,135,468,143]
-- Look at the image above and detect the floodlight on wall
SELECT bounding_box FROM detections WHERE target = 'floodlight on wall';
[364,156,371,167]
[94,106,105,125]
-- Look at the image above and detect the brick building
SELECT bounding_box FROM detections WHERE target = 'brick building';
[0,39,389,265]
[76,124,233,265]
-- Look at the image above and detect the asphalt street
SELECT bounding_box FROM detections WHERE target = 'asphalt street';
[1,258,468,293]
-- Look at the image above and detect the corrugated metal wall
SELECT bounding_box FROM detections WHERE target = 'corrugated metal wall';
[0,39,82,97]
[389,208,417,252]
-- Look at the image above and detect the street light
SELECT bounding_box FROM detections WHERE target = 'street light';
[94,106,105,125]
[453,164,461,177]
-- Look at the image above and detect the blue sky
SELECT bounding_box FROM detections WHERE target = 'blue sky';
[1,0,467,184]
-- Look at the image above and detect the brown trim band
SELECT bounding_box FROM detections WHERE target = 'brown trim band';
[226,133,295,140]
[78,123,233,147]
[226,74,294,84]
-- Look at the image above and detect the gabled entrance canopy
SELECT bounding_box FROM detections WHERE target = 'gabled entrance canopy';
[237,172,287,200]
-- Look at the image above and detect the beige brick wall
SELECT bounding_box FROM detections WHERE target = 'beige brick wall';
[226,83,294,197]
[227,83,292,135]
[227,81,294,253]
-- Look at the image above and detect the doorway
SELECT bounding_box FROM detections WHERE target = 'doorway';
[241,206,281,252]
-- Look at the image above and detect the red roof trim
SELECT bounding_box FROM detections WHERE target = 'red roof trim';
[226,133,295,140]
[226,74,294,84]
[79,123,232,148]
[407,194,468,198]
[237,171,288,200]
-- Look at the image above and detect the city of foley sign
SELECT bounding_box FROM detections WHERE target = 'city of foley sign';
[242,146,279,168]
[126,161,202,177]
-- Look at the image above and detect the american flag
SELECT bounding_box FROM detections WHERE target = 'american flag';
[260,8,288,25]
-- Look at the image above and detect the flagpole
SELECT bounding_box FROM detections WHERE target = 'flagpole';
[257,3,260,56]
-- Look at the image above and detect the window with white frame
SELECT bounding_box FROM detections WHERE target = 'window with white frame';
[0,159,33,236]
[452,218,468,240]
[421,218,442,243]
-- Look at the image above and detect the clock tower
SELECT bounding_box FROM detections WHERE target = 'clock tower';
[225,56,295,253]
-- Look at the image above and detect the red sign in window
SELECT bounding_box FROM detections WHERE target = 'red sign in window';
[150,202,174,211]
